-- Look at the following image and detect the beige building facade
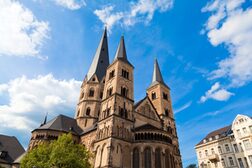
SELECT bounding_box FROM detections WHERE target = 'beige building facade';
[195,114,252,168]
[28,28,182,168]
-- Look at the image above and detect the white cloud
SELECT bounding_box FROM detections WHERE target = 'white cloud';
[94,6,123,32]
[0,74,81,131]
[0,0,49,58]
[174,101,192,114]
[202,0,252,87]
[200,82,234,103]
[53,0,86,10]
[94,0,174,32]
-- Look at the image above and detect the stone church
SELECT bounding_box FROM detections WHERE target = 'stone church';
[28,28,182,168]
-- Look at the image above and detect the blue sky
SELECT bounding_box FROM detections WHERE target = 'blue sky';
[0,0,252,166]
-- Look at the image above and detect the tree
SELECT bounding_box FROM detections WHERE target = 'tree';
[21,134,91,168]
[186,163,197,168]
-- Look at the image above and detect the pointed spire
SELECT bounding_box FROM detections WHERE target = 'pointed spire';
[40,112,48,126]
[86,28,110,81]
[114,36,128,62]
[149,59,169,88]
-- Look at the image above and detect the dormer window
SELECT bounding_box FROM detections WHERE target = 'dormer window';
[0,151,7,158]
[151,92,156,100]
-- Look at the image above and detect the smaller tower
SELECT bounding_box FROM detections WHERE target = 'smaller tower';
[147,59,181,163]
[75,28,109,130]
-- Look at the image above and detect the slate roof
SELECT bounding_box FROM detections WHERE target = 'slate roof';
[196,125,232,146]
[149,59,169,89]
[34,114,83,135]
[86,28,110,81]
[0,135,25,164]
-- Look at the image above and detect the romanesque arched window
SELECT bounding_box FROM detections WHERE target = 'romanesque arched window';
[165,149,170,168]
[144,147,151,168]
[151,92,156,100]
[86,107,91,116]
[121,86,128,97]
[155,148,161,168]
[89,88,94,97]
[133,147,139,168]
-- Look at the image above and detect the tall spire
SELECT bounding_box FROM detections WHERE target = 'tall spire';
[152,59,164,83]
[114,36,128,62]
[149,59,168,88]
[86,28,109,81]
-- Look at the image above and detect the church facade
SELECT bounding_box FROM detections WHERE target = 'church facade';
[28,28,182,168]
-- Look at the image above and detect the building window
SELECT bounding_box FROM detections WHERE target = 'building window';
[238,158,244,168]
[92,77,95,81]
[84,119,87,127]
[163,92,168,100]
[155,148,161,168]
[151,92,156,100]
[243,127,248,134]
[211,148,215,154]
[122,69,129,79]
[237,129,242,137]
[89,88,94,97]
[225,144,230,152]
[106,107,111,117]
[86,107,91,116]
[218,146,222,154]
[199,151,202,158]
[221,159,226,167]
[239,143,244,152]
[109,70,115,79]
[205,150,208,156]
[144,147,151,168]
[228,157,234,166]
[165,108,169,116]
[100,92,103,99]
[107,87,113,97]
[243,139,252,150]
[121,87,128,97]
[77,110,80,117]
[133,148,139,168]
[233,144,239,152]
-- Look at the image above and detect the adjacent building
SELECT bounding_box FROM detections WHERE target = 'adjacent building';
[0,134,25,168]
[195,114,252,168]
[27,28,182,168]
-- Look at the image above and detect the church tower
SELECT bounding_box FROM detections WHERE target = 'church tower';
[94,36,134,168]
[75,28,109,130]
[147,59,181,160]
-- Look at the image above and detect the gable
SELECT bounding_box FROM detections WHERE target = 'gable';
[134,97,161,122]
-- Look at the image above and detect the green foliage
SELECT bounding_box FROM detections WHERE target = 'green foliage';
[21,134,91,168]
[186,163,197,168]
